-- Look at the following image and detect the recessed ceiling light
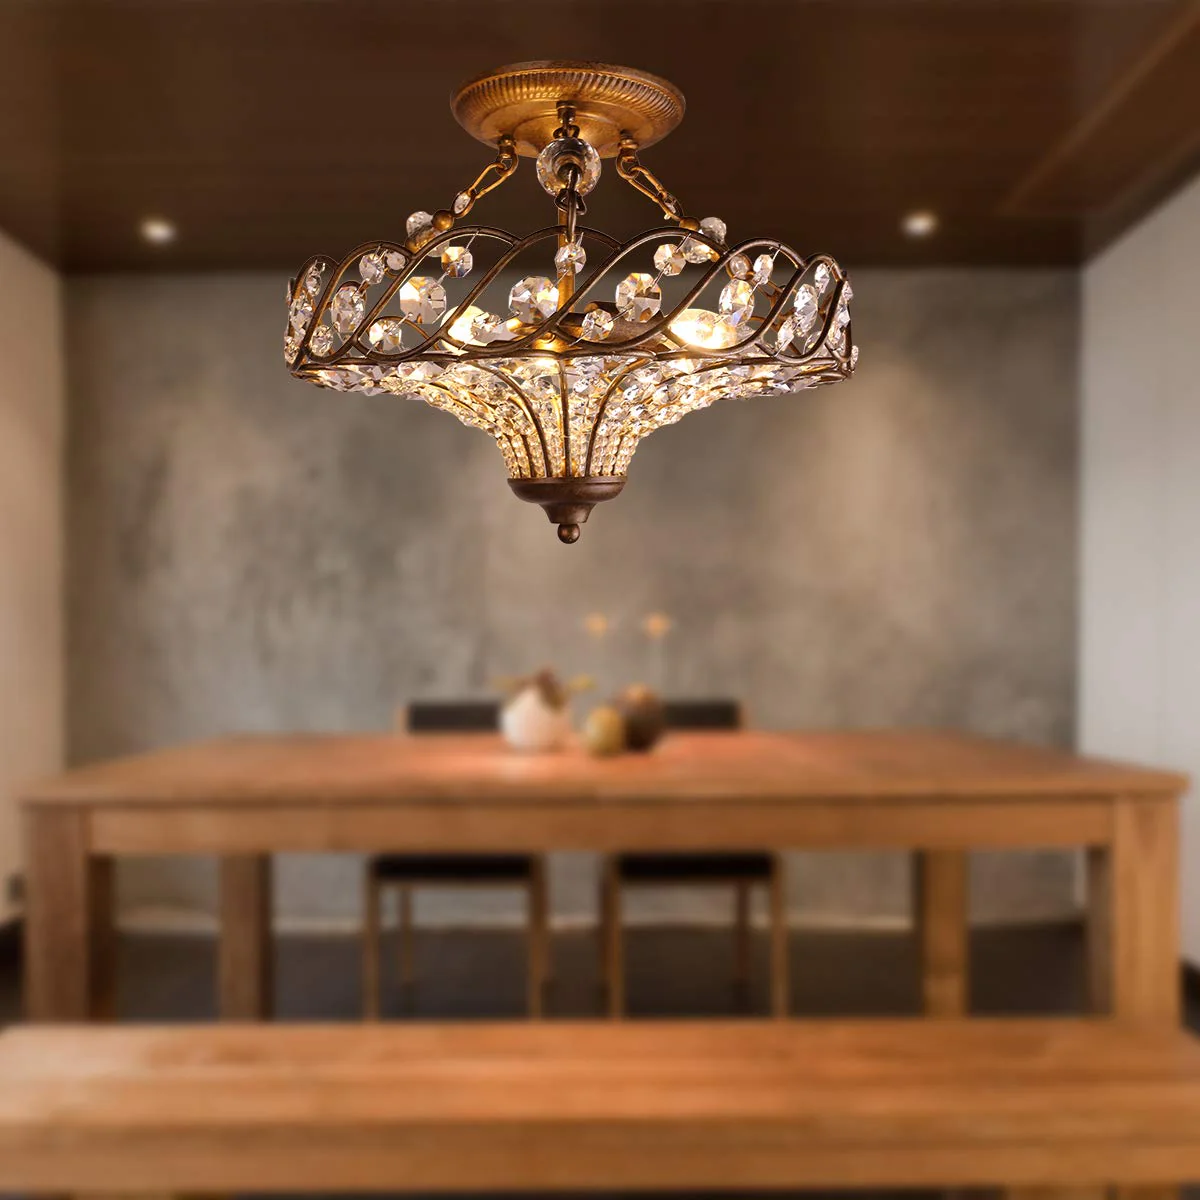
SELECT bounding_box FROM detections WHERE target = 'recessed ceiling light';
[901,210,938,238]
[140,217,177,245]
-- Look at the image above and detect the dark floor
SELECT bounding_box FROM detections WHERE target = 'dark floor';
[0,919,1106,1024]
[3,919,1200,1023]
[2,922,1198,1198]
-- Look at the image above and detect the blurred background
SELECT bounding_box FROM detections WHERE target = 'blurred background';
[0,0,1197,1002]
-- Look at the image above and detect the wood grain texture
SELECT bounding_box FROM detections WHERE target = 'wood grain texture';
[3,1021,1200,1190]
[217,856,273,1021]
[22,807,105,1022]
[85,795,1117,855]
[2,1,1198,268]
[20,732,1186,1025]
[1109,797,1182,1023]
[915,850,969,1016]
[35,731,1151,859]
[25,731,1187,808]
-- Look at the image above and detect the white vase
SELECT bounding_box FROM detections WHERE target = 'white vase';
[500,686,572,752]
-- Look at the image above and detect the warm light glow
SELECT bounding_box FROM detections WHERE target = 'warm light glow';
[669,308,738,349]
[583,613,610,638]
[443,304,518,346]
[444,305,487,345]
[140,217,177,245]
[901,210,938,238]
[642,612,673,640]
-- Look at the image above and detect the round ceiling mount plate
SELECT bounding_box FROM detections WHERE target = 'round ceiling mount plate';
[452,60,686,159]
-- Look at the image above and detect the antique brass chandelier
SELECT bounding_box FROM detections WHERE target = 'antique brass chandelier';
[285,62,856,542]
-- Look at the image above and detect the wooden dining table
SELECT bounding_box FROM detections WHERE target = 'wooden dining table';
[21,728,1186,1026]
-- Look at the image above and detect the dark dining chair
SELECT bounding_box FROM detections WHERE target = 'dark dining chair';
[361,701,548,1018]
[599,699,789,1017]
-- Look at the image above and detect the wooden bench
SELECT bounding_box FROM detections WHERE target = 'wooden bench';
[2,1020,1200,1192]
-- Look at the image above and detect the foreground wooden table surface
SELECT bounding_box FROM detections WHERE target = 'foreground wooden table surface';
[5,1019,1200,1191]
[21,729,1186,1025]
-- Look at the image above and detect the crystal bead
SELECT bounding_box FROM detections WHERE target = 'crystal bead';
[813,262,831,293]
[359,252,385,285]
[329,285,364,334]
[453,191,471,215]
[615,272,661,322]
[842,279,854,304]
[727,254,751,280]
[469,310,510,343]
[303,267,323,296]
[581,308,614,341]
[509,275,558,323]
[555,241,586,276]
[399,276,446,323]
[386,249,407,272]
[535,137,602,197]
[793,284,819,334]
[441,245,473,278]
[284,334,299,361]
[776,316,796,352]
[753,254,774,286]
[700,216,727,243]
[309,324,335,357]
[719,279,755,327]
[850,345,860,367]
[682,236,714,264]
[289,292,313,332]
[406,211,433,239]
[367,318,405,353]
[826,323,846,354]
[653,243,686,276]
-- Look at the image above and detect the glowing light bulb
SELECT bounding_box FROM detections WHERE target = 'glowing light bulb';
[669,308,738,350]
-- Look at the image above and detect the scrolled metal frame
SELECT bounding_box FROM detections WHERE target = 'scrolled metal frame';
[290,227,852,366]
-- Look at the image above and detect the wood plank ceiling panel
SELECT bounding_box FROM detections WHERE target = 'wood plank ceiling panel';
[0,0,1194,270]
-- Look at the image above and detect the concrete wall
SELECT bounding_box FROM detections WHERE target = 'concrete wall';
[0,229,64,923]
[1081,172,1200,964]
[65,267,1080,931]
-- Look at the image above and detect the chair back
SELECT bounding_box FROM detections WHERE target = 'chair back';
[662,699,743,731]
[403,701,501,734]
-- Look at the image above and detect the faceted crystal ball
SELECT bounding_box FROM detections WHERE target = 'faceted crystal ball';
[615,273,661,323]
[536,137,602,197]
[509,276,559,323]
[398,277,446,324]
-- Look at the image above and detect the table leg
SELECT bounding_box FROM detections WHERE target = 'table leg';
[218,855,274,1020]
[1085,845,1113,1013]
[1089,797,1181,1200]
[913,850,968,1016]
[1109,797,1180,1023]
[24,807,114,1021]
[88,855,118,1020]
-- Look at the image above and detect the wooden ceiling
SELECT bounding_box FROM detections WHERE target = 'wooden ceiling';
[2,0,1200,271]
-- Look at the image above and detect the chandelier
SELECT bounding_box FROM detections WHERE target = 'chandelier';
[285,61,856,542]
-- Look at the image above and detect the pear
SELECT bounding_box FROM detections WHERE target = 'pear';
[583,706,626,757]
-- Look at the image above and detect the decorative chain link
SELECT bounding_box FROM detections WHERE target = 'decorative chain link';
[553,102,581,141]
[615,138,687,223]
[455,135,519,216]
[405,136,519,253]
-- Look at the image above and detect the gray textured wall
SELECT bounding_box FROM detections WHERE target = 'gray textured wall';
[66,268,1080,930]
